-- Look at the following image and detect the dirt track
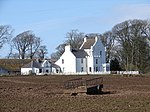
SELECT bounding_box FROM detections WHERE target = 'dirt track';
[0,75,150,112]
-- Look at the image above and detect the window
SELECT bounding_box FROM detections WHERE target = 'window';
[29,70,32,74]
[81,58,83,63]
[39,69,42,73]
[96,67,98,72]
[46,70,49,73]
[89,67,92,72]
[100,51,102,56]
[96,59,98,64]
[81,67,84,72]
[62,59,64,64]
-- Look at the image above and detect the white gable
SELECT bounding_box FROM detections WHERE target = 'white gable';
[55,45,76,73]
[41,60,51,68]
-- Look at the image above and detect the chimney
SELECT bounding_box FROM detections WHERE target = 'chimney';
[95,36,98,41]
[84,37,87,42]
[65,45,71,51]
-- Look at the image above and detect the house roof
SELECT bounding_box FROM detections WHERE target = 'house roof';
[45,59,60,69]
[72,49,88,58]
[80,38,95,49]
[51,63,60,69]
[22,60,41,68]
[0,59,32,71]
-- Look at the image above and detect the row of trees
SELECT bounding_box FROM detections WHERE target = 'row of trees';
[0,26,48,59]
[109,19,150,73]
[51,19,150,73]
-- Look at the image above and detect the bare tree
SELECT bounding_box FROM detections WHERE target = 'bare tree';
[12,31,41,59]
[6,43,13,59]
[27,35,41,59]
[8,53,20,59]
[36,45,48,59]
[51,43,66,61]
[65,29,84,49]
[51,29,84,60]
[100,31,116,62]
[0,25,13,49]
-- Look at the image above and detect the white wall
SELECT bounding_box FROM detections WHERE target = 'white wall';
[83,49,94,73]
[21,68,32,75]
[87,55,94,73]
[33,68,39,74]
[40,60,52,74]
[55,45,76,73]
[21,68,39,75]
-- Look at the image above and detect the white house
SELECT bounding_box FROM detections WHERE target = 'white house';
[21,59,53,75]
[55,36,110,74]
[21,60,41,75]
[38,59,52,74]
[55,45,88,73]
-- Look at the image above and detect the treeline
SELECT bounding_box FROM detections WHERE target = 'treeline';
[104,19,150,73]
[0,19,150,73]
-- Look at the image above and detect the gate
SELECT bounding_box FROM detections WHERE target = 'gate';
[64,77,103,94]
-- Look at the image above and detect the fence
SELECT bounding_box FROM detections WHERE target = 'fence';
[54,71,111,75]
[23,71,139,75]
[116,71,139,75]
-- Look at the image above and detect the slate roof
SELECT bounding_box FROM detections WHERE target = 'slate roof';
[45,59,60,69]
[80,38,95,49]
[51,63,60,69]
[22,60,41,68]
[72,49,88,58]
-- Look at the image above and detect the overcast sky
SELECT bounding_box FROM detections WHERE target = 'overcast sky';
[0,0,150,57]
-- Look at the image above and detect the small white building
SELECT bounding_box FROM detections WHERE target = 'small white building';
[55,36,110,74]
[21,60,40,75]
[38,60,52,74]
[21,59,53,75]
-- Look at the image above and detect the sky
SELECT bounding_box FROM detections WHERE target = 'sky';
[0,0,150,58]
